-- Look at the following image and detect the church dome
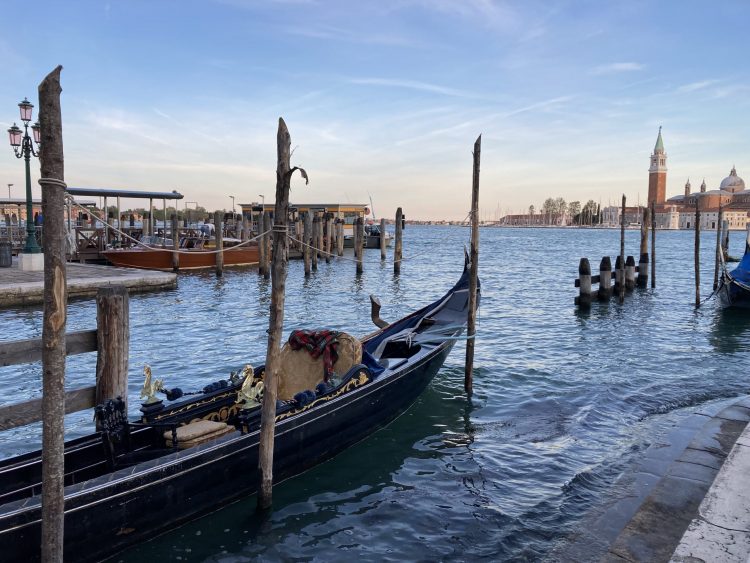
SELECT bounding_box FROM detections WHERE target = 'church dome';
[719,166,745,193]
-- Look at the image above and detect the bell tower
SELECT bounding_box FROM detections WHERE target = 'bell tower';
[648,127,667,205]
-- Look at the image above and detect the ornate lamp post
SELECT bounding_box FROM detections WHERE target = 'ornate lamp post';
[7,98,42,256]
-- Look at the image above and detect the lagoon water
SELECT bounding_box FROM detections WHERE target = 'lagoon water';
[1,226,749,561]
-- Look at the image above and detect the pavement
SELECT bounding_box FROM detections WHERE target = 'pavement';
[552,396,750,563]
[0,257,177,307]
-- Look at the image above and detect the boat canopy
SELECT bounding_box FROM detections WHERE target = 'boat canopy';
[65,187,184,200]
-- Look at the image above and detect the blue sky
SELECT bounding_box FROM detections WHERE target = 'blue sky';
[1,0,749,219]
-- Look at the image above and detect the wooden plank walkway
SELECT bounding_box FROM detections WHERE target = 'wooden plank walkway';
[0,259,176,307]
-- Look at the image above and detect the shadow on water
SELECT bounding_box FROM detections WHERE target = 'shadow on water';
[708,306,750,354]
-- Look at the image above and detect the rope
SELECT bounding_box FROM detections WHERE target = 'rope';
[38,177,68,189]
[66,196,270,255]
[286,234,436,264]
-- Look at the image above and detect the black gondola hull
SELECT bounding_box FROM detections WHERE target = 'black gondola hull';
[0,342,455,562]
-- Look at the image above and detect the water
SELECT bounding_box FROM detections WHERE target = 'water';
[1,226,749,561]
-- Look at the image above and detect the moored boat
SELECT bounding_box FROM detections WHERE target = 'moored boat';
[102,237,259,271]
[0,260,477,562]
[717,226,750,309]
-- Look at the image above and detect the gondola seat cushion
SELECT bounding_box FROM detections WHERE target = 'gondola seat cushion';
[277,332,362,401]
[164,420,234,449]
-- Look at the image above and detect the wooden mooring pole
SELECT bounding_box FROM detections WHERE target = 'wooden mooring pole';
[619,194,625,304]
[303,212,311,277]
[638,206,649,288]
[651,201,656,288]
[380,217,387,261]
[721,219,730,262]
[713,204,723,290]
[576,258,592,306]
[598,256,612,300]
[311,214,319,271]
[258,118,306,511]
[465,135,480,396]
[394,207,403,275]
[95,286,129,412]
[171,214,179,272]
[325,216,332,264]
[38,64,66,563]
[214,210,224,277]
[695,199,701,307]
[356,217,364,275]
[625,256,636,290]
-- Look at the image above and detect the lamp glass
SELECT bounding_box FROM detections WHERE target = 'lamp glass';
[18,99,33,122]
[8,125,22,147]
[31,122,41,144]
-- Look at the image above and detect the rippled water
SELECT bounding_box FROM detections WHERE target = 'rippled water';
[2,226,749,562]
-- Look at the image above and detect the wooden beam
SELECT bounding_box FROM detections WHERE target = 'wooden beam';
[0,385,96,431]
[0,329,97,367]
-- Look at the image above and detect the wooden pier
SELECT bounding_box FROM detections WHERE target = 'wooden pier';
[0,258,175,307]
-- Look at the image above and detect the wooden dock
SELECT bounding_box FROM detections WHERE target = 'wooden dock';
[0,258,176,307]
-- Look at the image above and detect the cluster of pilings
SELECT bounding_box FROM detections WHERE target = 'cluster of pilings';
[575,199,656,307]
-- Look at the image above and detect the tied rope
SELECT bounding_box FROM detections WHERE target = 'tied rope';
[65,196,270,255]
[38,177,68,189]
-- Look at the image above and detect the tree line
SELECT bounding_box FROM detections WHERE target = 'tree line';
[528,198,602,225]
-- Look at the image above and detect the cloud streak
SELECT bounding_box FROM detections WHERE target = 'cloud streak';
[591,62,644,75]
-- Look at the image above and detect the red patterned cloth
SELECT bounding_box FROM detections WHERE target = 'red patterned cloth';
[288,329,341,381]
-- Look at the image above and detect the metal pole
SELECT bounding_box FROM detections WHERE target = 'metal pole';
[23,126,41,253]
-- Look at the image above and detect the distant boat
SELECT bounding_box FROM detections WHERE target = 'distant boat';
[717,227,750,309]
[103,235,259,271]
[364,223,392,248]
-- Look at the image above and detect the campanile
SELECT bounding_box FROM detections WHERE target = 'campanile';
[648,127,667,205]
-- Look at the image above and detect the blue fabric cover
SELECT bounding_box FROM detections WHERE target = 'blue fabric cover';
[732,247,750,286]
[362,350,385,377]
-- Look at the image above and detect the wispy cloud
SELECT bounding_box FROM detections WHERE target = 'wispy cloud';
[282,24,417,47]
[677,79,719,93]
[591,62,644,75]
[349,77,486,100]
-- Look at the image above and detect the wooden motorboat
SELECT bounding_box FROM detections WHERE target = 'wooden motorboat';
[0,260,478,562]
[102,236,259,271]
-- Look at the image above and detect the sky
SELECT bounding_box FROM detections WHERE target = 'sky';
[1,0,749,220]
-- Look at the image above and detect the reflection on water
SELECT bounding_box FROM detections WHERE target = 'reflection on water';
[1,226,749,561]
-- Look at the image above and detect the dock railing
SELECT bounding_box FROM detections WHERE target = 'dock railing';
[0,285,129,431]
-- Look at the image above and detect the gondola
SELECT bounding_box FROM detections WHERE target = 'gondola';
[717,227,750,309]
[0,260,478,562]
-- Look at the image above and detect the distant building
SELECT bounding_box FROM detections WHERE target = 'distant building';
[649,128,749,230]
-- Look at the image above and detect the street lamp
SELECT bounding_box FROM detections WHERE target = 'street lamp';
[7,97,42,255]
[259,194,265,209]
[230,195,235,215]
[7,183,11,199]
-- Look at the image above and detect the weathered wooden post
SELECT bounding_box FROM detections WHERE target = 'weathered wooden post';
[242,217,250,243]
[619,194,626,304]
[311,214,319,271]
[329,215,336,253]
[714,204,723,290]
[171,214,180,272]
[265,212,272,276]
[303,212,311,276]
[651,201,656,288]
[352,216,359,259]
[394,207,403,275]
[576,258,592,306]
[38,64,66,563]
[258,212,267,277]
[598,256,612,300]
[638,206,650,288]
[465,135,480,396]
[337,219,344,256]
[214,210,224,277]
[95,286,129,411]
[356,217,364,275]
[614,255,624,295]
[258,117,307,511]
[325,216,332,264]
[694,198,701,307]
[625,256,636,290]
[380,217,387,261]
